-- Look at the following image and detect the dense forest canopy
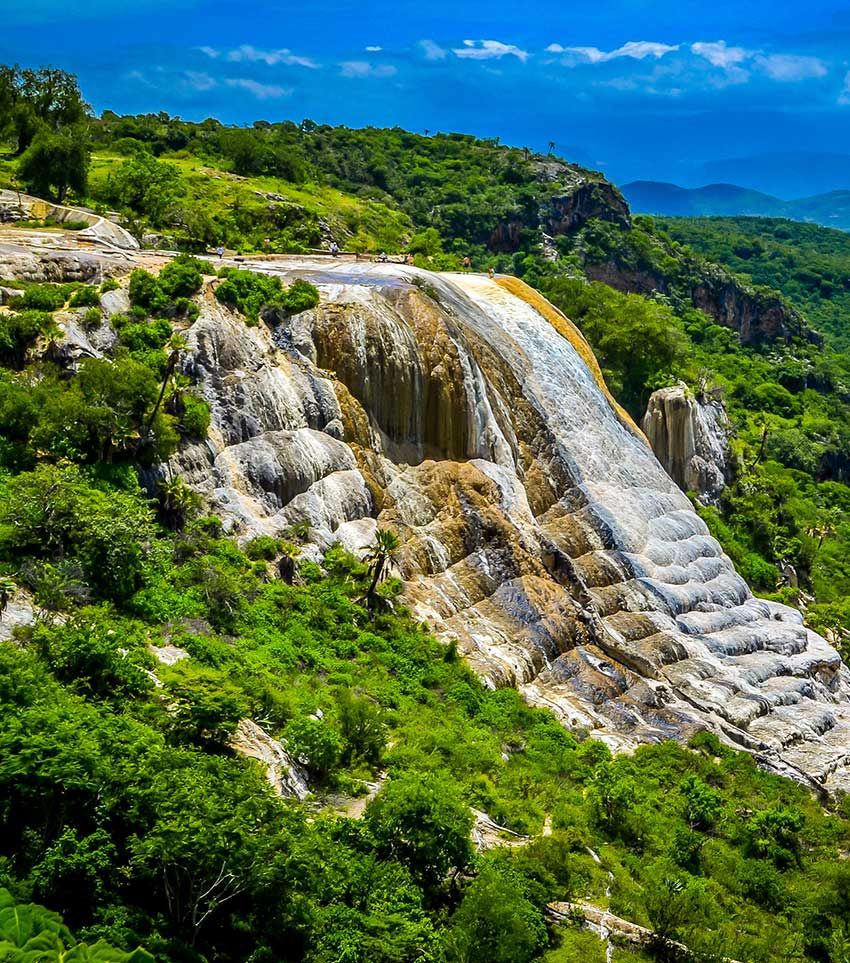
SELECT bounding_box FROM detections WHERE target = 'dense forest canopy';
[4,65,850,962]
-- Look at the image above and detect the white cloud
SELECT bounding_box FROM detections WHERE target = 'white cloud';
[554,40,679,64]
[756,53,827,82]
[224,78,291,99]
[453,39,530,62]
[692,42,826,83]
[419,39,447,61]
[339,60,397,78]
[183,70,217,91]
[365,45,382,52]
[691,40,750,68]
[198,44,317,68]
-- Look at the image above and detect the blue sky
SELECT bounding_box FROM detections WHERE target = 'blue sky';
[4,0,850,188]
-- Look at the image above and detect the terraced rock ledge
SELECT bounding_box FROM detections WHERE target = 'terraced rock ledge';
[4,232,850,792]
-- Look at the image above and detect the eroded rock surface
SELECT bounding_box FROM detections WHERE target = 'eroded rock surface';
[643,384,732,505]
[3,236,850,792]
[168,258,850,791]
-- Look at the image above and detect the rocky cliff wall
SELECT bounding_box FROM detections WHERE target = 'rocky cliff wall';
[642,385,733,505]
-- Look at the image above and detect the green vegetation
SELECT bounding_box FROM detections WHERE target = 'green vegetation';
[656,215,850,349]
[214,268,319,324]
[6,64,850,963]
[0,887,152,962]
[0,279,848,962]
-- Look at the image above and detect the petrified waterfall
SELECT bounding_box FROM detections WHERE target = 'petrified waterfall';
[642,384,732,505]
[172,260,850,791]
[3,236,849,791]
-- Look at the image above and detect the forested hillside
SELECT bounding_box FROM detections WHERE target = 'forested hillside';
[5,64,850,963]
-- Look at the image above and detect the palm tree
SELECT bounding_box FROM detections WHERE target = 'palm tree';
[363,528,400,610]
[548,140,556,155]
[144,334,188,439]
[277,542,301,584]
[158,475,200,532]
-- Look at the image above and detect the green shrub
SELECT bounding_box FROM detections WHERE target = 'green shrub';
[244,535,282,561]
[447,864,547,963]
[284,715,342,780]
[177,391,210,439]
[68,285,101,308]
[365,771,474,892]
[157,254,206,299]
[0,463,157,602]
[10,283,68,311]
[128,268,168,314]
[0,310,57,368]
[83,306,102,329]
[214,268,319,324]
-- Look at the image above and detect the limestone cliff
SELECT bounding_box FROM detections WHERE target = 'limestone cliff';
[585,256,816,347]
[3,236,850,792]
[642,384,733,505]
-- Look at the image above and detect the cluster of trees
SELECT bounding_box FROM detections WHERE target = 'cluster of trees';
[0,65,90,200]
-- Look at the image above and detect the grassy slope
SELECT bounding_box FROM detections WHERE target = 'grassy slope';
[0,148,413,254]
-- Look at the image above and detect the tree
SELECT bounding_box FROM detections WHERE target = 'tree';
[642,867,713,959]
[445,865,547,963]
[127,751,278,945]
[15,67,88,151]
[365,771,473,894]
[101,151,182,225]
[363,527,399,610]
[0,65,88,154]
[17,128,89,201]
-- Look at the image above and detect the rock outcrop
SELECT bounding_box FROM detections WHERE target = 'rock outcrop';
[3,236,850,792]
[642,384,733,505]
[489,163,630,253]
[0,189,138,250]
[585,258,817,346]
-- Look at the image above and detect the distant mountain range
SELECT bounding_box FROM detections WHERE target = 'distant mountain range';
[695,152,850,199]
[621,181,850,231]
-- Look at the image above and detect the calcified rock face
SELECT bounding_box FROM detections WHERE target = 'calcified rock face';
[3,237,849,790]
[643,385,732,506]
[168,259,850,792]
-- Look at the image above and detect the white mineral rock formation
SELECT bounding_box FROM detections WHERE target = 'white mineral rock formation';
[643,384,732,505]
[3,236,850,791]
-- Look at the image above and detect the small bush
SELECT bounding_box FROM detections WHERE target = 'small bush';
[11,283,68,312]
[177,391,211,439]
[245,535,282,561]
[214,268,319,325]
[284,715,342,780]
[83,306,102,329]
[68,285,101,308]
